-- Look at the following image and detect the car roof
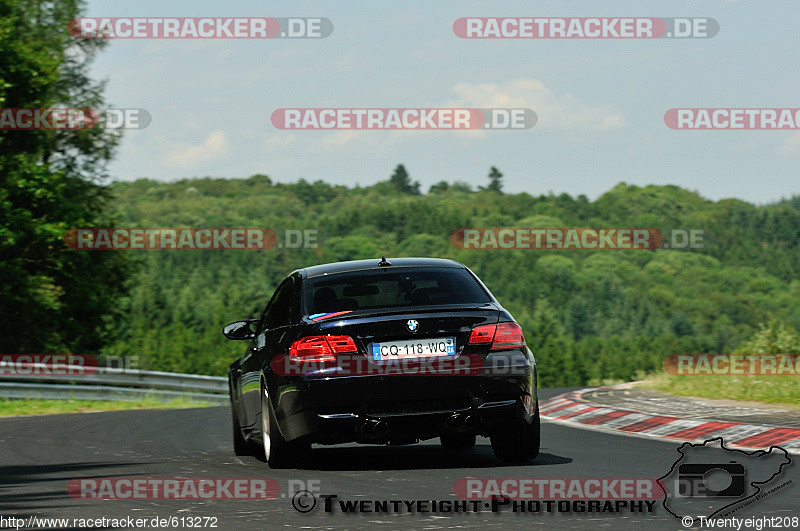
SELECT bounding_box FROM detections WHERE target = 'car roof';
[296,257,466,279]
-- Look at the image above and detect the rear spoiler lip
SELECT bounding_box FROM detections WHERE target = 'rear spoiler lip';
[303,303,501,324]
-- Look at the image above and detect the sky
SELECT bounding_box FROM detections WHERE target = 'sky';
[84,0,799,204]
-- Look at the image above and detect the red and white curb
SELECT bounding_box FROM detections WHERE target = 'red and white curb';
[540,387,800,454]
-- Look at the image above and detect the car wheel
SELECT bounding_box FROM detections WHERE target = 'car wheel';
[490,407,540,463]
[260,383,308,468]
[440,432,476,450]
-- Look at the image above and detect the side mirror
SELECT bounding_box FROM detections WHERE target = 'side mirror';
[223,320,258,340]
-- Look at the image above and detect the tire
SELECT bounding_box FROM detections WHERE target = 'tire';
[260,382,308,468]
[490,408,540,463]
[231,396,253,456]
[440,432,476,450]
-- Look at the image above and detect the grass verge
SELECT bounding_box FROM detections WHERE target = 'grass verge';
[640,373,800,407]
[0,397,217,417]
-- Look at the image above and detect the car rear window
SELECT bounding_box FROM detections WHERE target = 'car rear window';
[304,267,491,314]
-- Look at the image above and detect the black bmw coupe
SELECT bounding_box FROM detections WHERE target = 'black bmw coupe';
[225,257,539,467]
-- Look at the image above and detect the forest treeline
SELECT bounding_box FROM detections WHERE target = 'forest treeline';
[100,172,800,386]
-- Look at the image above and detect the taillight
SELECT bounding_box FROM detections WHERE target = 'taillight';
[469,324,496,344]
[289,335,357,363]
[326,336,358,354]
[468,322,525,351]
[491,322,525,350]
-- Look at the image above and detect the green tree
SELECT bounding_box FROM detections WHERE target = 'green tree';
[735,321,800,355]
[669,312,694,337]
[450,182,473,193]
[428,181,449,194]
[480,166,503,193]
[0,0,132,353]
[389,164,420,195]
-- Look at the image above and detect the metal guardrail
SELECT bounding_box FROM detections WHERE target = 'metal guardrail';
[0,364,229,405]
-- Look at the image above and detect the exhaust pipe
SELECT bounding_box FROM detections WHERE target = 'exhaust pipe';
[358,420,374,436]
[372,420,390,437]
[445,413,466,430]
[463,414,480,430]
[445,413,480,432]
[358,419,390,437]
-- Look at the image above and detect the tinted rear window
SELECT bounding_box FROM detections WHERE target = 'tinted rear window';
[304,267,491,314]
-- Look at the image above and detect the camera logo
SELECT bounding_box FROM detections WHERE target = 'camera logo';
[677,462,745,497]
[659,438,791,521]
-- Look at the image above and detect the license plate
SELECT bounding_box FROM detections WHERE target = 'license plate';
[371,337,456,361]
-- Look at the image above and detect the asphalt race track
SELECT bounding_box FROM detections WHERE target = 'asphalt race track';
[1,388,797,530]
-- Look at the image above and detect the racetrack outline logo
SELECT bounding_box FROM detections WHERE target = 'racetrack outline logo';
[658,437,792,521]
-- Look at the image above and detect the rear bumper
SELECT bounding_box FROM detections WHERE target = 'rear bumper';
[267,351,537,444]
